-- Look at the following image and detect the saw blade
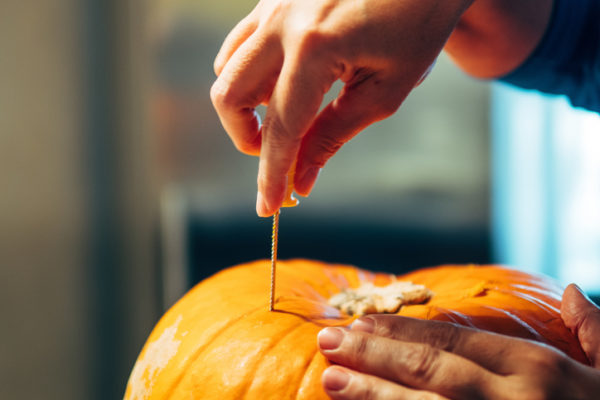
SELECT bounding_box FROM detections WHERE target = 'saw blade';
[269,209,280,311]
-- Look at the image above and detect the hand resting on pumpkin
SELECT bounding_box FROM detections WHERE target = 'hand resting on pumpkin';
[317,284,600,399]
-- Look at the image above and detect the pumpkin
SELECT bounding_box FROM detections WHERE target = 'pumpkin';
[124,259,588,400]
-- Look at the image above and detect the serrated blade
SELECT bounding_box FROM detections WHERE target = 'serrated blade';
[269,209,280,311]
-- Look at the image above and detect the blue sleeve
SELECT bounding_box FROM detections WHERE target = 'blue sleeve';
[499,0,600,112]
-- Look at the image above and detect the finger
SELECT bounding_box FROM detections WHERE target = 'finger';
[211,31,283,156]
[257,57,336,216]
[351,314,528,374]
[214,13,259,76]
[561,284,600,367]
[294,75,410,196]
[318,327,502,399]
[322,366,449,400]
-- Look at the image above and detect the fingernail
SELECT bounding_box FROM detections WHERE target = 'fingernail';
[256,191,270,217]
[318,327,344,350]
[297,167,321,195]
[351,317,375,333]
[323,367,350,391]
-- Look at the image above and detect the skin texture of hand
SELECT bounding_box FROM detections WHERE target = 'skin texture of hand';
[561,284,600,368]
[317,283,600,400]
[211,0,474,216]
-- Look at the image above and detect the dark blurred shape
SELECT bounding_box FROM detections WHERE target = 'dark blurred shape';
[82,1,123,399]
[82,1,160,399]
[186,214,491,287]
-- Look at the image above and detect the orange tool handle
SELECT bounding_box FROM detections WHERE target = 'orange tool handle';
[281,167,299,208]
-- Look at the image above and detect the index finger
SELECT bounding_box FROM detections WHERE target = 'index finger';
[351,315,540,375]
[257,57,336,216]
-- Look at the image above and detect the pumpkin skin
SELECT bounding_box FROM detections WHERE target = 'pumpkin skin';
[124,259,588,400]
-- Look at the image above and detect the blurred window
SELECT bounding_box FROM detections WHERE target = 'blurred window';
[492,83,600,293]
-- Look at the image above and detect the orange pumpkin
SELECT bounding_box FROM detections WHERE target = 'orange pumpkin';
[124,259,588,400]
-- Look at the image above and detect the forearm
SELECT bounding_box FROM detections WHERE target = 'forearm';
[445,0,554,78]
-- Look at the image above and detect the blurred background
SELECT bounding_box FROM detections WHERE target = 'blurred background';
[1,1,598,399]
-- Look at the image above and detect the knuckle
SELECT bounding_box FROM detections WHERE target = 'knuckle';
[262,117,302,149]
[262,116,288,138]
[295,27,329,55]
[524,347,568,375]
[213,58,223,76]
[211,80,259,112]
[261,0,291,23]
[311,135,344,166]
[421,322,461,352]
[210,81,232,110]
[211,80,264,117]
[350,334,371,366]
[358,379,378,400]
[508,349,571,400]
[401,344,439,384]
[374,315,411,339]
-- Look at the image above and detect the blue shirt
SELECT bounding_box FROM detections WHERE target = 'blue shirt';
[500,0,600,112]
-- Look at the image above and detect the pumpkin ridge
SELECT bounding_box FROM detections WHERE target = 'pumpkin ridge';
[426,305,434,320]
[291,348,320,400]
[270,303,348,327]
[501,289,560,314]
[432,307,476,327]
[477,305,543,341]
[283,262,349,298]
[237,319,306,399]
[163,304,267,400]
[508,284,562,301]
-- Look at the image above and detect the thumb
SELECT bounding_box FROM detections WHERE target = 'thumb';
[561,284,600,368]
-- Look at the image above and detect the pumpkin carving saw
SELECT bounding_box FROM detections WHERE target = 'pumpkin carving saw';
[124,259,588,400]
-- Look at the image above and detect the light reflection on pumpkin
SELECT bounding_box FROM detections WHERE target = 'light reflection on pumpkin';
[124,259,588,400]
